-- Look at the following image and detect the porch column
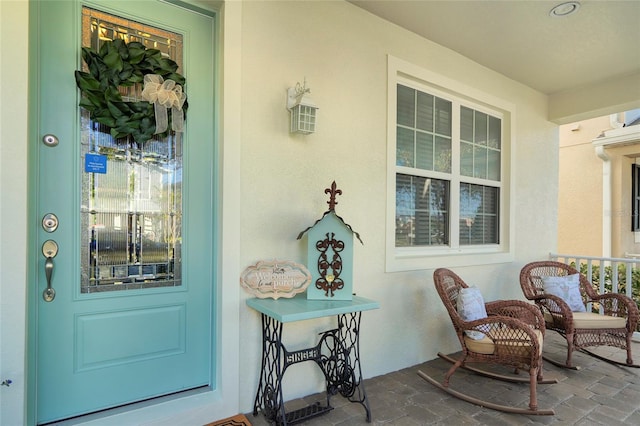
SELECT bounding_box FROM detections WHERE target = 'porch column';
[594,145,612,258]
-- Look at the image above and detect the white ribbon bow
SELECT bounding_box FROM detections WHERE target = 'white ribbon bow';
[141,74,186,134]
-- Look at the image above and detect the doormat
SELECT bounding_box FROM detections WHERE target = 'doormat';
[204,413,252,426]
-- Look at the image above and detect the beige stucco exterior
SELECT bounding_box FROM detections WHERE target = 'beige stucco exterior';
[559,114,640,258]
[1,1,639,424]
[558,117,608,257]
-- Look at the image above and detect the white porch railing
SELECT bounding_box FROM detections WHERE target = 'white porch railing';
[550,253,640,340]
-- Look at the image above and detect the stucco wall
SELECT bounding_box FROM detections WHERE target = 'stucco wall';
[0,1,29,425]
[557,117,608,257]
[237,0,557,409]
[1,0,559,423]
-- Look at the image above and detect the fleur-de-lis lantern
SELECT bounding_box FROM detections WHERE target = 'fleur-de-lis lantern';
[297,181,362,300]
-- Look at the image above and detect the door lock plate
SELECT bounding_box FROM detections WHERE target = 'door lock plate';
[42,240,59,258]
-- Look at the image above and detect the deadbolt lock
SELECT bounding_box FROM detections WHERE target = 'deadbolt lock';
[42,134,59,147]
[42,213,59,233]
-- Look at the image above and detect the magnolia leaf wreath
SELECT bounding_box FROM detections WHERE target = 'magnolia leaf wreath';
[75,39,188,143]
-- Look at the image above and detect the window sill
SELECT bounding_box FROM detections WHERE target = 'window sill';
[386,248,513,272]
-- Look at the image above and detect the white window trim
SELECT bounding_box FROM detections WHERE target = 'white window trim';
[386,55,516,272]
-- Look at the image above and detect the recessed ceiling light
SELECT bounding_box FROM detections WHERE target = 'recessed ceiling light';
[549,1,581,17]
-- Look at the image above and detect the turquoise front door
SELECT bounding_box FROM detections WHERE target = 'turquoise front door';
[31,1,215,423]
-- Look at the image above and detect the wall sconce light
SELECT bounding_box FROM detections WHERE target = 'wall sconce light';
[287,79,318,134]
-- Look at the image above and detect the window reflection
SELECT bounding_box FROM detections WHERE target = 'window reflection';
[396,174,449,247]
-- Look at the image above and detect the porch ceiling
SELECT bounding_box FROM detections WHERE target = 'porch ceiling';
[348,1,640,97]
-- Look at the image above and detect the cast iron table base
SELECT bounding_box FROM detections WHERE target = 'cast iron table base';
[252,312,371,425]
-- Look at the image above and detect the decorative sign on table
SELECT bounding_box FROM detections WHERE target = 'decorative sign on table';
[240,260,312,299]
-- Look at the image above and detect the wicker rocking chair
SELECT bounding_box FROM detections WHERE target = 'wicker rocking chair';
[418,268,556,415]
[520,261,639,369]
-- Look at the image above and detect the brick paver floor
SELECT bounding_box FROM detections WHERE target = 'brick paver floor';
[247,333,640,425]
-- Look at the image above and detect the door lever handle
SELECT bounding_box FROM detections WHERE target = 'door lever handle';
[44,256,56,302]
[42,240,58,302]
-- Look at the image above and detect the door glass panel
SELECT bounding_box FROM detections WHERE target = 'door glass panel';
[80,7,183,293]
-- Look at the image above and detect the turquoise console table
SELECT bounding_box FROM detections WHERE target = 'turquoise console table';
[247,294,379,425]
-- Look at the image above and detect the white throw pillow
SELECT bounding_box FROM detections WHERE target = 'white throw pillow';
[457,287,488,340]
[541,274,586,312]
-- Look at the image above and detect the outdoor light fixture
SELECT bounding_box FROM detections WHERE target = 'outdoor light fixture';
[287,79,318,134]
[549,1,580,17]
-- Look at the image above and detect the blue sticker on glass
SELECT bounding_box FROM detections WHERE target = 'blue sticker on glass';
[85,153,107,174]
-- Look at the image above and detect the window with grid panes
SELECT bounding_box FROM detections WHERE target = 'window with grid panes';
[395,84,502,249]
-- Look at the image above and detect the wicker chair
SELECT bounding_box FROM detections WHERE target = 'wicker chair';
[418,268,555,415]
[520,260,639,369]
